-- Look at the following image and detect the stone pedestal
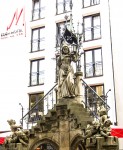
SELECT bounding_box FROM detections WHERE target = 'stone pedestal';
[86,136,119,150]
[4,99,119,150]
[3,143,28,150]
[26,101,93,150]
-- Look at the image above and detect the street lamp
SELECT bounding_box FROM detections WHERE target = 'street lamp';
[19,103,24,128]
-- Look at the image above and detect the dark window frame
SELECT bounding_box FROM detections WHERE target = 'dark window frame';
[84,48,103,78]
[56,0,71,15]
[90,84,104,97]
[85,84,105,112]
[29,58,45,86]
[83,14,101,42]
[32,0,45,21]
[28,92,44,121]
[31,27,45,52]
[82,0,100,8]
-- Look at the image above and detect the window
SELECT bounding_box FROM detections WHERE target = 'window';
[56,21,70,46]
[82,0,100,8]
[85,84,104,111]
[83,14,101,41]
[90,85,104,97]
[30,59,45,86]
[56,0,71,14]
[84,48,103,78]
[32,0,45,20]
[29,92,44,117]
[31,27,45,52]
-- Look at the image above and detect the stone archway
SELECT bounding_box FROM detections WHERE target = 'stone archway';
[29,138,59,150]
[71,135,86,150]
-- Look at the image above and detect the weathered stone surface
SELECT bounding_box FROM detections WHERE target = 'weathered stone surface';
[4,100,119,150]
[86,136,119,150]
[2,143,28,150]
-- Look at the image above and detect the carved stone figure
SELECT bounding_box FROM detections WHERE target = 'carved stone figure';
[97,105,109,125]
[70,118,79,129]
[82,120,100,139]
[82,105,113,139]
[4,119,30,147]
[57,44,78,99]
[7,119,22,132]
[100,119,112,137]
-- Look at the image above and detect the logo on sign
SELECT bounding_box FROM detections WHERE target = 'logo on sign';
[1,7,26,39]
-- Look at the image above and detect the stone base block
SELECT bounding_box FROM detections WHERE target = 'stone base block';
[4,143,28,150]
[86,136,119,150]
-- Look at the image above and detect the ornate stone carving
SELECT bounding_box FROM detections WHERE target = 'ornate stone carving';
[4,119,30,148]
[82,105,112,139]
[57,44,78,99]
[70,118,79,129]
[82,120,100,139]
[100,119,112,137]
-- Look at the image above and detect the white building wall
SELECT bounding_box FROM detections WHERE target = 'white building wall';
[0,0,123,147]
[108,0,123,148]
[0,0,31,134]
[100,0,116,124]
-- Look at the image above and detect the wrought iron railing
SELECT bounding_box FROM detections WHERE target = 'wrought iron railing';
[82,78,110,119]
[21,77,110,127]
[22,84,57,126]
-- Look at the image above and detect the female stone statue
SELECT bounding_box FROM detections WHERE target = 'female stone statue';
[57,44,78,99]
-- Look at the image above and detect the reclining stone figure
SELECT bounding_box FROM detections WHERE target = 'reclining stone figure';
[4,119,30,147]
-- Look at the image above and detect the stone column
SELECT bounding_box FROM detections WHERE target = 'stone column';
[59,120,70,150]
[75,71,83,104]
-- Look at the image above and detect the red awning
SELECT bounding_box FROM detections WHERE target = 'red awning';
[0,137,5,144]
[111,127,123,138]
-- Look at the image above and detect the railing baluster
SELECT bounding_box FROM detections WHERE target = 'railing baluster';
[21,84,57,125]
[82,78,110,119]
[21,78,110,127]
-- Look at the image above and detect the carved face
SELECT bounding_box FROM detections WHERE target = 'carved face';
[7,119,16,125]
[62,45,70,54]
[104,120,112,127]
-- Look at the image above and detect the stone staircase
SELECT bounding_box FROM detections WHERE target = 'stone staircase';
[31,99,93,134]
[3,99,119,150]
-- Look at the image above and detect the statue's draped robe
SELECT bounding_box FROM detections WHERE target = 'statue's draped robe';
[58,54,75,99]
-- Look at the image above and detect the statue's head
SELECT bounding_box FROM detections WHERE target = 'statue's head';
[99,106,107,116]
[104,119,112,127]
[62,44,70,55]
[92,120,100,129]
[7,119,16,125]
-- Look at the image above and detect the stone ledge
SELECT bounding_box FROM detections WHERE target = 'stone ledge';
[86,136,119,150]
[4,143,28,150]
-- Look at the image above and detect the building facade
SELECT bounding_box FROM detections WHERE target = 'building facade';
[0,0,123,148]
[25,0,123,148]
[27,0,112,122]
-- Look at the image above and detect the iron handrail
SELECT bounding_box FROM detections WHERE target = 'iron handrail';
[82,100,99,120]
[21,78,110,123]
[21,83,57,121]
[82,78,110,111]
